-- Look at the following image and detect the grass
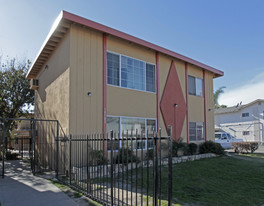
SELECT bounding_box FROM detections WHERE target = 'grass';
[238,153,264,159]
[49,179,102,206]
[170,156,264,205]
[124,156,264,205]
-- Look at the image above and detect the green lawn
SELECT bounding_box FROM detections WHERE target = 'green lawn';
[239,153,264,159]
[134,156,264,205]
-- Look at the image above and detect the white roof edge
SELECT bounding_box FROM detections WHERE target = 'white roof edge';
[26,11,64,78]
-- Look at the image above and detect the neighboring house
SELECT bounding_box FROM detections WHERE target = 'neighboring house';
[26,11,223,146]
[215,99,264,143]
[11,116,33,150]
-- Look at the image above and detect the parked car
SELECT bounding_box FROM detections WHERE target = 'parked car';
[215,132,243,149]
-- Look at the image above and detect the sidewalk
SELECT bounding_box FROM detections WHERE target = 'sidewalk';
[0,160,78,206]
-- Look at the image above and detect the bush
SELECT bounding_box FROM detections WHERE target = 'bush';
[199,141,225,155]
[232,142,259,153]
[172,138,186,157]
[250,142,259,153]
[145,149,154,160]
[89,150,108,165]
[115,148,140,164]
[188,143,198,155]
[6,151,19,160]
[173,139,199,156]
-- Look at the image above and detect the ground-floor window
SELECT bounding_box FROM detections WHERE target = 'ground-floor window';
[189,122,204,141]
[106,116,156,150]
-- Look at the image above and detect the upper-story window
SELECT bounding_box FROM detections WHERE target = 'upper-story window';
[107,52,156,93]
[242,112,249,117]
[188,75,203,97]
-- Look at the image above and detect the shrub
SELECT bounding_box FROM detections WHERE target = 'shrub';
[188,143,198,155]
[199,141,225,155]
[6,151,19,160]
[250,142,259,153]
[89,150,108,165]
[172,139,185,157]
[214,143,225,155]
[232,142,259,154]
[115,148,140,164]
[145,149,154,160]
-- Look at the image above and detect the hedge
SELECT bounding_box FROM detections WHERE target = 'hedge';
[232,142,259,153]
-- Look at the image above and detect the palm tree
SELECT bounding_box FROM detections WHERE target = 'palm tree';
[214,86,226,109]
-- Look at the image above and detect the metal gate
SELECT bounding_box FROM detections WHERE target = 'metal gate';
[0,118,60,178]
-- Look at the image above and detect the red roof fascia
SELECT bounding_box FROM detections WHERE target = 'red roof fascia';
[62,11,223,76]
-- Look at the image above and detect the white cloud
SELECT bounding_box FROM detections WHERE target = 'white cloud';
[219,72,264,106]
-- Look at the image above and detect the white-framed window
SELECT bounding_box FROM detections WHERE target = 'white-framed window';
[189,122,204,141]
[188,75,203,96]
[242,112,249,117]
[107,51,156,93]
[106,116,156,150]
[107,52,120,86]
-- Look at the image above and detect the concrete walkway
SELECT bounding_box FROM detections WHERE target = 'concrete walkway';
[0,160,78,206]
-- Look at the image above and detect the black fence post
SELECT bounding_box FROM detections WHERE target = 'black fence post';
[32,120,36,175]
[56,121,59,178]
[21,137,24,159]
[69,134,72,185]
[110,130,114,206]
[168,125,173,206]
[154,132,158,206]
[2,121,5,178]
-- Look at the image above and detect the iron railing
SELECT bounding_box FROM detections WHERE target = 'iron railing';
[0,118,61,177]
[57,127,173,206]
[0,117,173,205]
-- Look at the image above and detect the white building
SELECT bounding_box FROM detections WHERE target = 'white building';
[215,99,264,143]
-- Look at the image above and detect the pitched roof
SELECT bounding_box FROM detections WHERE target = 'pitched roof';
[215,99,264,114]
[26,10,224,79]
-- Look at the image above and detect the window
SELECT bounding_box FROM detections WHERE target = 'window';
[188,75,203,96]
[106,116,120,150]
[121,56,145,91]
[106,116,156,150]
[243,131,250,135]
[107,53,120,86]
[107,52,156,92]
[146,64,156,92]
[242,112,249,117]
[189,122,204,141]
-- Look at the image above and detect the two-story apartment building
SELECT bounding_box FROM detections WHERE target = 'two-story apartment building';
[26,11,223,146]
[215,99,264,143]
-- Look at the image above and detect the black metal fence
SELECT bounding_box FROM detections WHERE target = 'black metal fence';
[0,118,173,205]
[0,118,62,177]
[57,127,173,206]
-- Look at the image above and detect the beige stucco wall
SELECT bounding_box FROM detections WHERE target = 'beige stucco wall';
[69,25,103,134]
[107,36,156,119]
[34,25,217,142]
[188,64,204,124]
[35,32,70,134]
[205,72,215,141]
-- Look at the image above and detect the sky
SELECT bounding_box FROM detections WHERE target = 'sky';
[0,0,264,107]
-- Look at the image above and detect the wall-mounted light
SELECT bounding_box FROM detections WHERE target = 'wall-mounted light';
[45,65,48,70]
[208,108,212,111]
[174,103,178,107]
[87,92,92,96]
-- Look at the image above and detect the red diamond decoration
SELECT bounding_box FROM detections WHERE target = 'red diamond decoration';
[160,61,187,141]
